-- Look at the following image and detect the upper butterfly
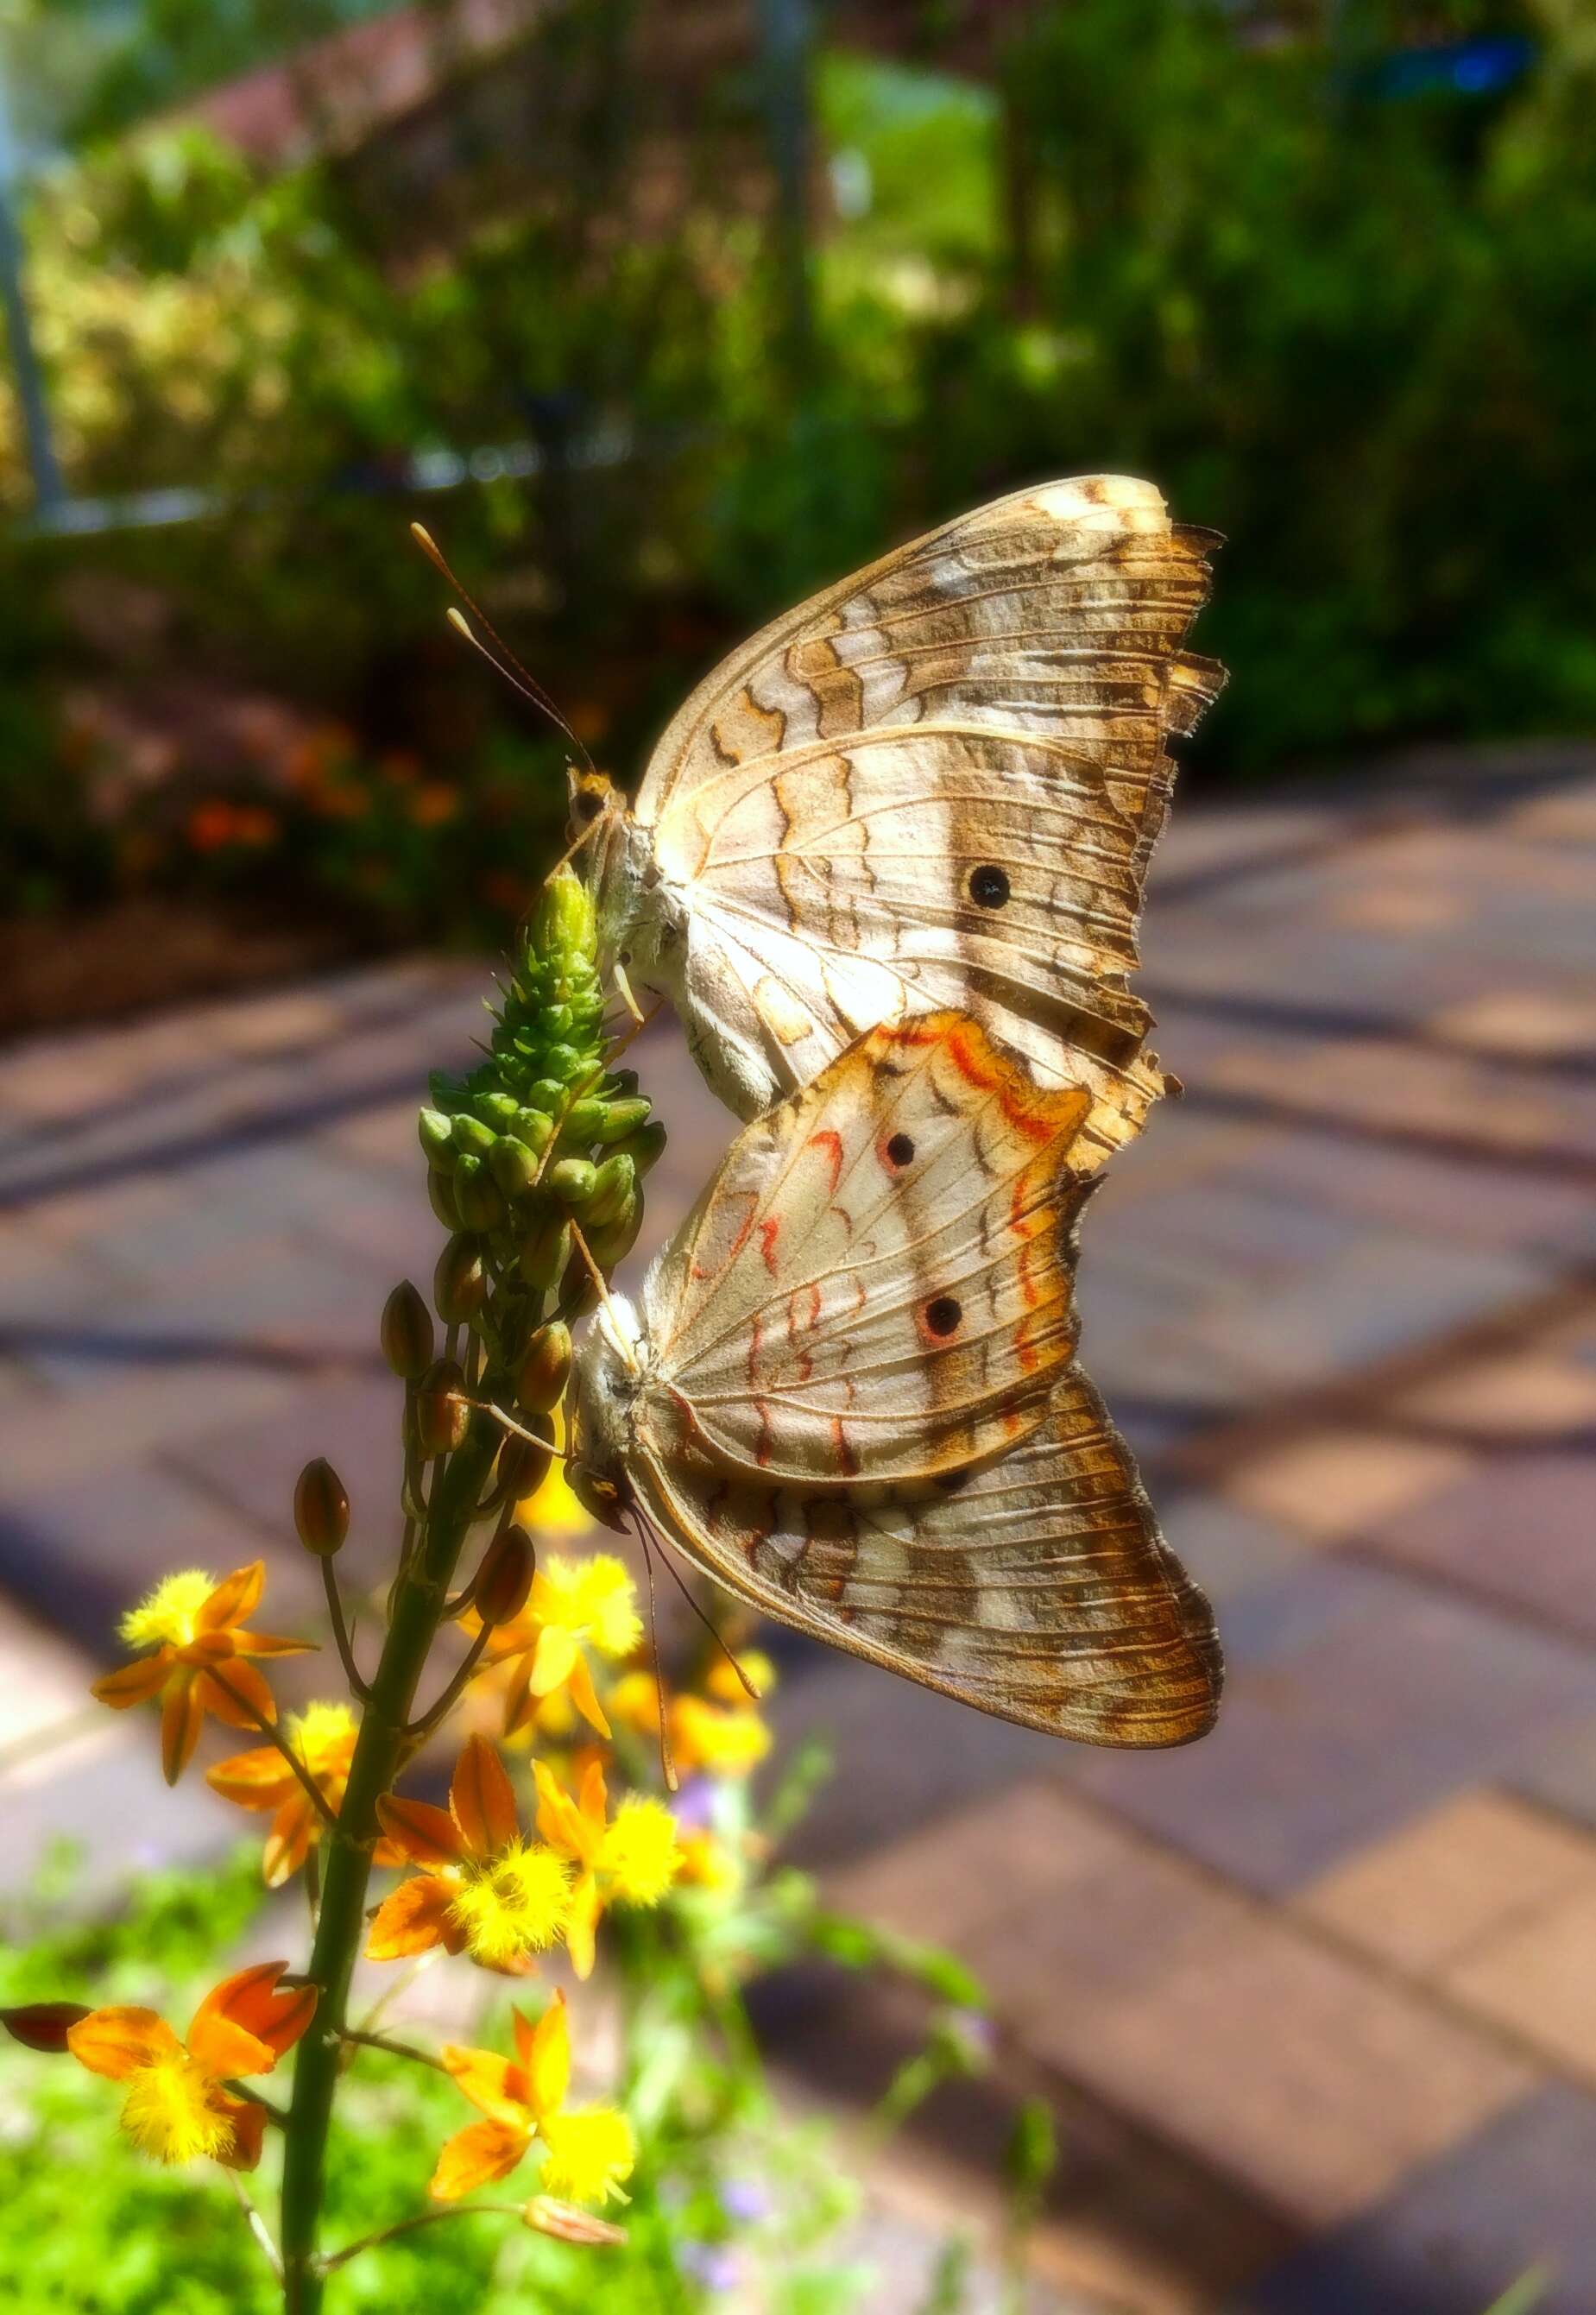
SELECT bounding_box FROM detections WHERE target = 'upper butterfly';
[574,475,1224,1173]
[568,1009,1221,1748]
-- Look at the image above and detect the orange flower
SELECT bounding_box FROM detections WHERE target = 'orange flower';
[186,801,239,853]
[207,1701,356,1886]
[91,1564,313,1784]
[409,781,458,827]
[368,1735,571,1971]
[432,1991,634,2208]
[67,1961,314,2170]
[532,1759,680,1980]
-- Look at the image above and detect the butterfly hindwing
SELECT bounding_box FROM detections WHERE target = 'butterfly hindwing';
[639,1013,1094,1486]
[631,1364,1221,1748]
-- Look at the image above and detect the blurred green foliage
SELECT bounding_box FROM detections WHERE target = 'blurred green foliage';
[0,0,1592,958]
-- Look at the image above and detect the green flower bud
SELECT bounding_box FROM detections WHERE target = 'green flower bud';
[586,1194,644,1269]
[557,1096,607,1145]
[426,1170,459,1230]
[1,2002,91,2053]
[515,1107,554,1154]
[519,1214,571,1291]
[451,1112,498,1159]
[476,1092,521,1131]
[524,1078,566,1115]
[294,1456,350,1556]
[434,1234,488,1325]
[546,1158,597,1207]
[488,1135,540,1199]
[415,1358,469,1455]
[497,1421,553,1504]
[585,1151,636,1226]
[473,1523,536,1626]
[559,1252,601,1320]
[533,864,597,970]
[613,1118,667,1177]
[515,1319,572,1414]
[543,1043,584,1084]
[592,1095,652,1145]
[454,1158,506,1233]
[381,1279,436,1378]
[418,1107,457,1166]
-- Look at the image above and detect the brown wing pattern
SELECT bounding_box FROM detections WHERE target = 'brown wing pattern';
[615,1012,1222,1745]
[632,1345,1221,1749]
[641,1012,1094,1486]
[625,476,1223,1158]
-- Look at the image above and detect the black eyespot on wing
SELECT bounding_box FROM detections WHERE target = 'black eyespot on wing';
[886,1132,915,1168]
[968,864,1010,910]
[925,1295,962,1337]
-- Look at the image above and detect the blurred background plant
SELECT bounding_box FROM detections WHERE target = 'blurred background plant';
[0,0,1592,1027]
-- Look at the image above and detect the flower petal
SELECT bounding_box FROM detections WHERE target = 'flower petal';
[198,1561,264,1634]
[262,1796,315,1889]
[366,1873,456,1961]
[450,1734,520,1860]
[524,1989,571,2119]
[67,2006,182,2081]
[375,1794,465,1866]
[188,2011,276,2082]
[565,1877,601,1983]
[196,1960,317,2061]
[440,2044,527,2126]
[566,1651,612,1739]
[198,1659,275,1730]
[528,1624,577,1698]
[91,1655,172,1710]
[234,1631,316,1659]
[161,1673,204,1784]
[214,2092,268,2173]
[206,1748,295,1811]
[430,2117,532,2202]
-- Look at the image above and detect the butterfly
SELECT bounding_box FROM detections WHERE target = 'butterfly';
[568,1009,1221,1747]
[574,474,1224,1177]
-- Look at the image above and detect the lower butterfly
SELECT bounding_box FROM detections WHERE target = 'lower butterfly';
[568,1010,1221,1747]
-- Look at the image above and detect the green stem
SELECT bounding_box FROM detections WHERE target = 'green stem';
[277,1410,502,2313]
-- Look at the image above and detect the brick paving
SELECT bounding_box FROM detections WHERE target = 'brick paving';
[3,741,1595,2310]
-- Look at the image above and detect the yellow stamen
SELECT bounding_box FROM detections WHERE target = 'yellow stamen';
[449,1839,572,1967]
[538,2105,635,2206]
[289,1701,357,1779]
[119,1570,215,1652]
[119,2057,234,2165]
[598,1798,681,1907]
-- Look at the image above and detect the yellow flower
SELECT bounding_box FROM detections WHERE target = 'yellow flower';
[67,1962,315,2171]
[489,1555,642,1742]
[533,1760,681,1978]
[432,1991,635,2209]
[207,1701,356,1887]
[539,2106,636,2205]
[609,1662,774,1782]
[368,1736,571,1972]
[91,1562,314,1784]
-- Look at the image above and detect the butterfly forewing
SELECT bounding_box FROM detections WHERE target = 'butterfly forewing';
[617,475,1224,1156]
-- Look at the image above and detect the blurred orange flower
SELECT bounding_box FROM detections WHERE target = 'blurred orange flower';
[91,1563,314,1784]
[67,1961,314,2170]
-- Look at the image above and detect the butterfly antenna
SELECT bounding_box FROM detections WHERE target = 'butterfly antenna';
[631,1504,761,1703]
[627,1511,678,1793]
[411,521,597,774]
[568,1224,640,1372]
